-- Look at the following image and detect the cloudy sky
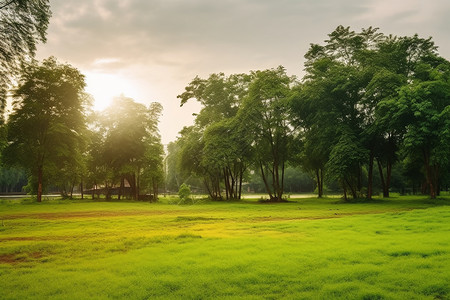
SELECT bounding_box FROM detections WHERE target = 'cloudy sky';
[36,0,450,144]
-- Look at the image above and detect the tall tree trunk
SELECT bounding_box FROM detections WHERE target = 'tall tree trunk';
[238,164,243,200]
[345,177,357,199]
[260,161,274,200]
[70,183,74,199]
[423,150,437,199]
[279,161,285,201]
[204,178,214,200]
[80,180,84,199]
[377,159,387,198]
[37,165,43,202]
[152,178,158,200]
[385,161,392,198]
[216,176,222,200]
[223,168,229,200]
[136,169,140,200]
[357,164,362,193]
[315,168,324,198]
[367,152,374,200]
[342,180,348,202]
[319,168,324,198]
[230,167,236,199]
[105,182,111,200]
[118,177,123,200]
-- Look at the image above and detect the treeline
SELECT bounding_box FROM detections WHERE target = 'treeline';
[167,26,450,201]
[0,57,165,202]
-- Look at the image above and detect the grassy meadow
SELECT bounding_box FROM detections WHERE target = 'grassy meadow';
[0,195,449,299]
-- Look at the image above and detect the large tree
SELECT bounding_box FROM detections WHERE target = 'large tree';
[177,73,251,200]
[378,55,450,198]
[0,0,51,117]
[89,96,163,200]
[292,26,447,200]
[240,66,295,201]
[3,57,87,202]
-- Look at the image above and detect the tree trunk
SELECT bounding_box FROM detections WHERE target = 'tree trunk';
[377,159,389,198]
[37,165,43,202]
[342,180,347,202]
[315,169,324,198]
[80,180,84,199]
[238,165,243,200]
[320,168,324,197]
[357,164,362,193]
[70,183,74,199]
[203,178,214,200]
[223,168,229,200]
[278,161,285,201]
[105,182,111,200]
[423,149,437,199]
[367,152,374,200]
[136,169,140,200]
[345,177,357,199]
[153,178,158,200]
[118,177,123,200]
[260,161,274,200]
[385,161,392,198]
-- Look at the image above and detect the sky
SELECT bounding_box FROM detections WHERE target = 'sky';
[36,0,450,144]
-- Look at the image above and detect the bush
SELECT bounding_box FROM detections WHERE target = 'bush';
[178,183,192,204]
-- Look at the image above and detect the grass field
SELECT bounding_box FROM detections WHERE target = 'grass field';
[0,195,449,299]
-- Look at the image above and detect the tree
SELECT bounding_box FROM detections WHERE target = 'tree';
[326,128,367,200]
[363,34,438,198]
[379,56,450,198]
[89,96,164,200]
[165,141,184,192]
[290,79,337,198]
[0,167,27,193]
[3,57,87,202]
[142,102,164,200]
[293,26,445,200]
[177,73,251,200]
[202,118,250,200]
[0,0,51,118]
[240,66,295,201]
[178,183,191,204]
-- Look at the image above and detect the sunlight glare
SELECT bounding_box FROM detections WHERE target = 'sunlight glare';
[84,72,141,111]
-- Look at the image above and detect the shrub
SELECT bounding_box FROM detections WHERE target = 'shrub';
[178,183,192,204]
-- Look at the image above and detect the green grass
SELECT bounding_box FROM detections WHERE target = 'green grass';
[0,195,449,299]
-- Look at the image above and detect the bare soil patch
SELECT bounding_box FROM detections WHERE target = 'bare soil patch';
[1,210,181,220]
[0,252,43,265]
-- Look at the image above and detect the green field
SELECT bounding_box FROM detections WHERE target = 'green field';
[0,195,449,299]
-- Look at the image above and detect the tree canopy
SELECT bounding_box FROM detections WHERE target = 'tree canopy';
[3,57,87,202]
[1,24,448,202]
[0,0,51,118]
[173,26,450,201]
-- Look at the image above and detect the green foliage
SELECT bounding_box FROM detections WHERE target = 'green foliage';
[0,0,51,119]
[291,26,450,200]
[177,183,191,203]
[240,66,295,201]
[0,167,27,193]
[2,57,87,201]
[176,73,252,200]
[86,97,164,200]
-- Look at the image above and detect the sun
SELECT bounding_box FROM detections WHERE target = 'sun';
[84,71,141,111]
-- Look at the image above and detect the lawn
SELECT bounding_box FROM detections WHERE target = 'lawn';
[0,195,449,299]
